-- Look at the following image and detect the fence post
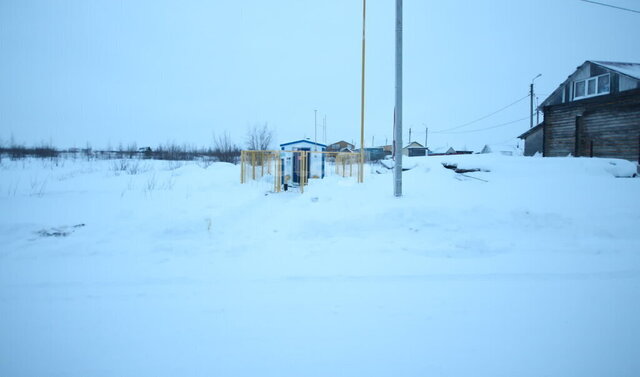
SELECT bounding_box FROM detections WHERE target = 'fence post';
[240,151,245,183]
[251,152,256,180]
[275,152,281,193]
[300,152,305,194]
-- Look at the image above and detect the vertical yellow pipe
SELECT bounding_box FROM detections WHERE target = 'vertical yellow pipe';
[276,152,281,193]
[343,156,346,177]
[251,152,256,180]
[267,152,272,175]
[358,0,366,183]
[240,151,245,183]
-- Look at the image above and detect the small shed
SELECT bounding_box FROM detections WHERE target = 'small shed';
[479,145,493,154]
[280,139,327,185]
[402,141,427,157]
[518,123,544,156]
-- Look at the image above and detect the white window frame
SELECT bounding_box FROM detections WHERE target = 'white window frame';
[573,73,610,100]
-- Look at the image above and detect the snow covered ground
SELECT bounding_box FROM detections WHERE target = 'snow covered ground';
[1,154,639,377]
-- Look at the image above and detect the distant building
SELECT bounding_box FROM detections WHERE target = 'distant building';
[402,142,427,157]
[478,145,492,154]
[326,140,355,153]
[354,147,387,161]
[428,147,473,156]
[519,60,640,162]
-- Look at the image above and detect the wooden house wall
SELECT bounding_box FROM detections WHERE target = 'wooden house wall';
[543,89,640,162]
[523,127,543,156]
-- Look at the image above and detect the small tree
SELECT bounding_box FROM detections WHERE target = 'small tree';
[213,132,241,164]
[126,142,137,159]
[246,123,273,151]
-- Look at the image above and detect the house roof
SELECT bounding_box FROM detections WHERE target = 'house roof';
[540,60,640,108]
[403,141,425,149]
[518,122,544,139]
[592,61,640,80]
[279,139,327,148]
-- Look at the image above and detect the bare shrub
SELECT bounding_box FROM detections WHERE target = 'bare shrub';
[159,176,175,190]
[198,157,215,169]
[165,160,183,171]
[112,159,130,173]
[154,142,190,161]
[212,132,241,164]
[6,180,19,196]
[29,176,48,197]
[246,123,273,151]
[126,142,137,159]
[126,161,141,175]
[33,142,59,159]
[145,173,157,193]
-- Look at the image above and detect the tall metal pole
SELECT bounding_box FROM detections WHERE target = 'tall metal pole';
[394,0,403,197]
[424,125,428,149]
[358,0,366,183]
[530,74,541,128]
[529,83,533,129]
[323,115,327,144]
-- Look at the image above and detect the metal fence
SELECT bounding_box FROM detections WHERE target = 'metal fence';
[240,150,362,193]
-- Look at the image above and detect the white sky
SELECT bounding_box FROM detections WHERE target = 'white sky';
[1,0,639,151]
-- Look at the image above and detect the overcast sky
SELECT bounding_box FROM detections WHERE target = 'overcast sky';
[1,0,639,151]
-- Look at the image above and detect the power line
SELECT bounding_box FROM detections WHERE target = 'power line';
[579,0,640,14]
[489,136,520,147]
[435,116,529,135]
[431,94,529,134]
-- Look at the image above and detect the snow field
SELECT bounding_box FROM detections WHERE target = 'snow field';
[1,155,639,377]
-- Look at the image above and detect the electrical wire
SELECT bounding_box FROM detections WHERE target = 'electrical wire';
[435,116,529,134]
[579,0,640,14]
[431,94,529,134]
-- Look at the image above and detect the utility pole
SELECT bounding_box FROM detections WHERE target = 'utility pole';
[409,127,412,143]
[358,0,367,183]
[323,115,327,144]
[314,109,318,147]
[530,74,541,129]
[424,125,428,149]
[394,0,402,197]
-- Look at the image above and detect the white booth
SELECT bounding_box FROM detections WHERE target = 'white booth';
[279,139,326,186]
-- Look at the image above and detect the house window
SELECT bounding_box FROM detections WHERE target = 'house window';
[575,81,585,98]
[573,74,610,100]
[597,74,610,94]
[587,78,596,96]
